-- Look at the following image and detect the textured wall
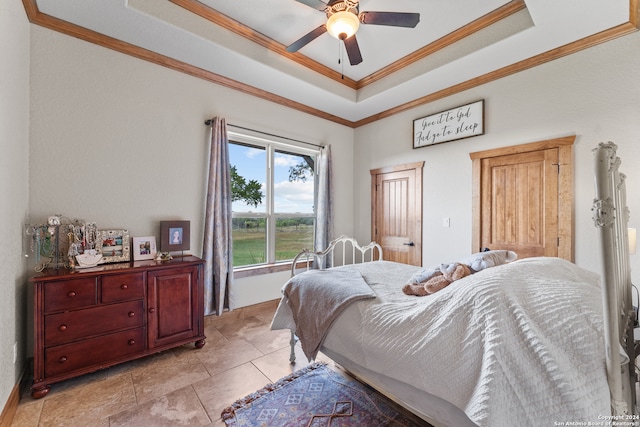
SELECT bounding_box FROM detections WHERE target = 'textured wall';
[0,0,30,412]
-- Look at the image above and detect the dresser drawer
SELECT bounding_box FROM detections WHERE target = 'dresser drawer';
[101,273,144,303]
[44,327,145,378]
[44,278,97,314]
[44,300,144,347]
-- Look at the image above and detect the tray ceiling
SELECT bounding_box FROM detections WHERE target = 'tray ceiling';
[26,0,637,126]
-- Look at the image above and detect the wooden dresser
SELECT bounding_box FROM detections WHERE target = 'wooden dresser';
[30,256,206,398]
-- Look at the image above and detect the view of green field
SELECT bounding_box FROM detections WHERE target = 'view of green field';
[232,225,314,267]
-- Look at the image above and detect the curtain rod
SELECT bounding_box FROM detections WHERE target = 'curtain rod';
[204,120,324,149]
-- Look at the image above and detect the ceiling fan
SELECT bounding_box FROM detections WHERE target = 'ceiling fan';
[287,0,420,66]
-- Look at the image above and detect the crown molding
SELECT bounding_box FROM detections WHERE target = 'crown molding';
[21,0,640,128]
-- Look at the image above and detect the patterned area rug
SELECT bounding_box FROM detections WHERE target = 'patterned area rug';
[221,362,432,426]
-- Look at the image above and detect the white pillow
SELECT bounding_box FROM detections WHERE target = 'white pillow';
[459,250,518,272]
[406,250,518,285]
[406,267,440,285]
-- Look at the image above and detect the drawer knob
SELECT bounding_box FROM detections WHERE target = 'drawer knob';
[128,311,135,318]
[149,308,155,313]
[128,339,136,345]
[121,284,128,290]
[67,291,76,297]
[59,356,67,363]
[58,324,67,331]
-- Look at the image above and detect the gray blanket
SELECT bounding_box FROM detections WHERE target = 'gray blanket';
[283,268,376,361]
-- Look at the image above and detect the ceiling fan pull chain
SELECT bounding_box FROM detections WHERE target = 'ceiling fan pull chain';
[338,39,344,80]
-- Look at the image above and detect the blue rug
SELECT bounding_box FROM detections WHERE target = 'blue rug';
[221,362,431,426]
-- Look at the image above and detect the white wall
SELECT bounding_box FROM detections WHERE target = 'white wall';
[28,26,356,310]
[0,0,30,411]
[354,31,640,283]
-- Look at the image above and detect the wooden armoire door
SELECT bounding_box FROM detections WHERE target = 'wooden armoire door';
[371,162,424,266]
[470,137,574,261]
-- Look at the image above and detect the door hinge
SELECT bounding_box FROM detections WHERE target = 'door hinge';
[552,163,560,174]
[557,237,560,246]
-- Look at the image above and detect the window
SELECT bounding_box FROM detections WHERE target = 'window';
[229,133,317,269]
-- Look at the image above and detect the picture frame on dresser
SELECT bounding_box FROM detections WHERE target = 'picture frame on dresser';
[97,229,130,263]
[160,220,190,252]
[132,236,157,261]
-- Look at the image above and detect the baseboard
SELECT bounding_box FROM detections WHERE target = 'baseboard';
[0,380,21,427]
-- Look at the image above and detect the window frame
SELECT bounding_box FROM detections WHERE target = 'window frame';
[228,131,319,273]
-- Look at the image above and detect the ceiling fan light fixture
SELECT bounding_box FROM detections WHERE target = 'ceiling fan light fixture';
[326,11,360,40]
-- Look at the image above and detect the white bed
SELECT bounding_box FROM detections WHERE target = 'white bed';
[271,142,637,427]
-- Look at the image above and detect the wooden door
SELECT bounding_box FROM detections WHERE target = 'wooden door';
[371,162,424,266]
[481,149,557,257]
[470,136,574,261]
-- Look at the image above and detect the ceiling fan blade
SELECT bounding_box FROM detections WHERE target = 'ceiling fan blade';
[286,25,327,52]
[294,0,328,11]
[343,35,363,66]
[360,11,420,28]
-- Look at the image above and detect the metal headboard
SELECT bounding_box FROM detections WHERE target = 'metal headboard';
[286,235,383,362]
[592,141,636,416]
[291,235,383,276]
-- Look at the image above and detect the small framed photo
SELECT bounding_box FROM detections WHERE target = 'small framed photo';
[132,236,157,261]
[97,229,131,264]
[160,221,190,252]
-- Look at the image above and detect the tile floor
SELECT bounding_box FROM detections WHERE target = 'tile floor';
[10,300,330,427]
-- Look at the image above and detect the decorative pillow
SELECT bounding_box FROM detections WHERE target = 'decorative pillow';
[406,267,439,285]
[405,250,518,286]
[459,250,517,272]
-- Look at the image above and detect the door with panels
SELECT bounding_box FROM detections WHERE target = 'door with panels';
[370,161,424,266]
[470,136,574,261]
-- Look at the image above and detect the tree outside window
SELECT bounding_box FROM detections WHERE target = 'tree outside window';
[229,140,317,268]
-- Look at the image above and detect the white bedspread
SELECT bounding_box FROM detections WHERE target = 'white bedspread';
[271,258,610,427]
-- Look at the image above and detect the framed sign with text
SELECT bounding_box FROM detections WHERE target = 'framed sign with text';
[413,100,484,148]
